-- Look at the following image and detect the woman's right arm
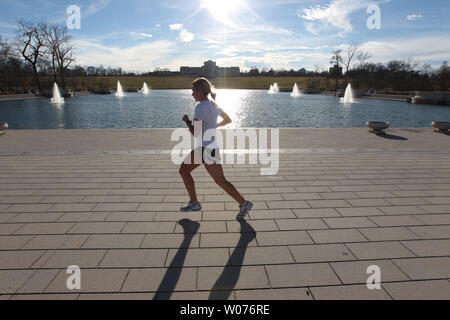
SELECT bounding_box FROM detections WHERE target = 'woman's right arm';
[217,112,232,127]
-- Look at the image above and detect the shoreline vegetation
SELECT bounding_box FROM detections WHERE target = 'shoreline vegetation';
[1,76,449,105]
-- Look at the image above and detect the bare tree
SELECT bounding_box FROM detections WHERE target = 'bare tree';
[343,42,360,84]
[330,50,343,90]
[356,51,372,70]
[15,19,46,92]
[43,23,75,89]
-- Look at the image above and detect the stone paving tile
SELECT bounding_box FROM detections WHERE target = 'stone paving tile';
[330,260,409,284]
[122,268,197,292]
[197,266,270,291]
[17,269,59,294]
[383,280,450,300]
[40,196,85,204]
[154,211,202,222]
[229,246,294,266]
[0,196,46,204]
[0,235,33,250]
[57,212,110,222]
[293,208,341,218]
[358,227,420,241]
[418,204,450,214]
[307,200,351,208]
[289,244,356,263]
[175,221,226,234]
[248,209,296,220]
[79,293,157,300]
[323,217,377,229]
[122,222,176,234]
[346,242,416,259]
[310,284,392,300]
[105,212,156,222]
[82,234,144,249]
[14,223,75,235]
[3,204,54,213]
[68,222,126,234]
[346,199,391,207]
[401,239,450,257]
[23,235,89,250]
[378,206,428,215]
[413,214,450,225]
[276,218,328,231]
[308,229,368,244]
[267,201,309,209]
[234,288,312,300]
[141,233,200,249]
[266,263,341,288]
[393,257,450,280]
[0,251,46,269]
[385,198,430,206]
[81,196,124,203]
[33,250,106,268]
[369,215,424,227]
[9,213,63,223]
[47,204,96,212]
[138,202,184,212]
[46,269,129,293]
[200,233,258,248]
[256,231,313,246]
[226,220,278,233]
[166,248,229,267]
[0,270,34,294]
[93,203,140,212]
[100,249,167,267]
[9,294,79,300]
[0,213,17,223]
[319,192,360,200]
[280,193,322,200]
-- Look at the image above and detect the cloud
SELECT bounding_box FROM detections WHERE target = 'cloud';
[179,29,194,42]
[169,24,183,30]
[298,0,389,35]
[407,14,423,21]
[130,32,153,39]
[358,35,450,65]
[73,38,176,71]
[84,0,111,17]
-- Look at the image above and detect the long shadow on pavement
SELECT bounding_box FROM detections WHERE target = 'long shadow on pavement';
[375,133,408,140]
[209,218,256,300]
[153,219,200,300]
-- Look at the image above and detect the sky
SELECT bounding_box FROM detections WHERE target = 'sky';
[1,0,449,72]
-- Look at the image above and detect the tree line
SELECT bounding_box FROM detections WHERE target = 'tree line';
[1,21,449,94]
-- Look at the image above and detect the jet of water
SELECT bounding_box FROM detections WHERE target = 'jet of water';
[343,83,354,103]
[50,83,65,104]
[291,83,302,97]
[116,80,124,97]
[142,82,149,94]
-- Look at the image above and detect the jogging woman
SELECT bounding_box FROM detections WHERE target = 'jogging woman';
[179,78,253,219]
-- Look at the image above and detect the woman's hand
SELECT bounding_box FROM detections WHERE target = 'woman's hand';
[182,115,190,124]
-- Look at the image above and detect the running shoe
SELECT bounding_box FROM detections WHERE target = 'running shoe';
[180,201,202,212]
[237,200,253,220]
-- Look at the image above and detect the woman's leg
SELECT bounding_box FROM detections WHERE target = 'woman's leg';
[179,150,202,203]
[205,163,245,206]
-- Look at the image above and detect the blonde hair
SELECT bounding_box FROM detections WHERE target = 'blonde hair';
[192,77,217,101]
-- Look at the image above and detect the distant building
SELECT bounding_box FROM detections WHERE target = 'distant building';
[329,65,343,76]
[180,60,240,77]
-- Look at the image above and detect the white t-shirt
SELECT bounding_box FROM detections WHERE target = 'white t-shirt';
[194,100,224,148]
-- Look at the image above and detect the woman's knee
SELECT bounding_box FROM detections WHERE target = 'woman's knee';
[179,165,189,177]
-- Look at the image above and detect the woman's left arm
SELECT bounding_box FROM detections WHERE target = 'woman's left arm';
[217,112,232,127]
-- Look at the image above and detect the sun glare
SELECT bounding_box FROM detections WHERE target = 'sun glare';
[200,0,244,26]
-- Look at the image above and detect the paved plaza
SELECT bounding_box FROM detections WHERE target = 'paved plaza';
[0,128,449,300]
